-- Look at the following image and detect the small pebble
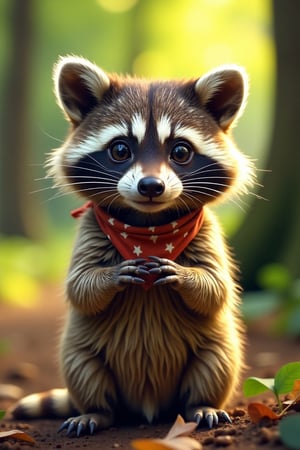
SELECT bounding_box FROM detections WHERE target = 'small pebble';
[214,428,236,436]
[231,408,246,417]
[215,435,234,446]
[259,426,279,444]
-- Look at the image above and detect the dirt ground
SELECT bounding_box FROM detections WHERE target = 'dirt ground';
[0,285,299,450]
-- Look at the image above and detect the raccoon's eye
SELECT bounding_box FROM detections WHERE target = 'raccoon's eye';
[170,143,193,165]
[108,141,132,163]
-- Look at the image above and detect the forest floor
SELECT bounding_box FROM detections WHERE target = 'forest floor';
[0,285,299,450]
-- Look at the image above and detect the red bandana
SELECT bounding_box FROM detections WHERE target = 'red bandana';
[71,201,204,289]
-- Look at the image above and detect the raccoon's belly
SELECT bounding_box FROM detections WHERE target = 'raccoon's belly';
[67,286,196,421]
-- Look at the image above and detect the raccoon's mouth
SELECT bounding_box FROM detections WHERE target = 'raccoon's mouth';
[127,199,171,213]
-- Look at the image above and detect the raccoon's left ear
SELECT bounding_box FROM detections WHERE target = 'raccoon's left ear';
[53,56,110,126]
[195,65,248,131]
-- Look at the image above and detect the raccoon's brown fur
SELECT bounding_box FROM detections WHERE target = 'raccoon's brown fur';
[11,56,255,435]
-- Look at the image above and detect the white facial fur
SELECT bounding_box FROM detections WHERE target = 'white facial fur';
[117,163,183,213]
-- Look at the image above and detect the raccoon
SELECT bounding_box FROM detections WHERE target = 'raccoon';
[11,56,255,436]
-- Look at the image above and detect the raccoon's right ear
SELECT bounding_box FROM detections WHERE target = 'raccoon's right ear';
[53,56,110,126]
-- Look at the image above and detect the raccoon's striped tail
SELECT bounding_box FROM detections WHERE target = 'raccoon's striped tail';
[9,388,78,419]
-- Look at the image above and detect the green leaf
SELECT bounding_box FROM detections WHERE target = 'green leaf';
[274,362,300,395]
[279,415,300,449]
[0,410,6,420]
[243,377,275,397]
[258,263,292,292]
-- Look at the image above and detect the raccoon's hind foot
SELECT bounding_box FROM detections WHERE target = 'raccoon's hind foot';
[58,412,113,437]
[186,406,232,429]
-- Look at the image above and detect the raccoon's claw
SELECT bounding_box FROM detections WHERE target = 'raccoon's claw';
[118,275,145,285]
[189,407,232,429]
[118,259,150,285]
[146,257,180,285]
[89,419,97,435]
[58,414,99,436]
[148,256,171,265]
[195,410,218,428]
[153,275,179,286]
[219,410,232,424]
[57,419,72,434]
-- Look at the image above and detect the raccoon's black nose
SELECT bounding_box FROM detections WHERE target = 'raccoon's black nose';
[138,177,165,198]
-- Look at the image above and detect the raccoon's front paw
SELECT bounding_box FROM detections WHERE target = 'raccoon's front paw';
[146,256,182,286]
[58,412,112,436]
[186,406,232,429]
[117,258,149,286]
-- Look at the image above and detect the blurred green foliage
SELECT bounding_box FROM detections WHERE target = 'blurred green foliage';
[0,234,73,306]
[242,264,300,337]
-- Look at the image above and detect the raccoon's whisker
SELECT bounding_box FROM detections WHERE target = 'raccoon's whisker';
[107,197,122,213]
[178,194,198,211]
[85,154,122,178]
[54,175,116,180]
[182,181,230,190]
[39,127,64,144]
[249,191,268,201]
[41,186,117,204]
[33,177,119,197]
[55,180,118,189]
[83,189,120,205]
[31,180,115,194]
[184,175,235,181]
[180,162,221,179]
[187,169,233,179]
[226,197,247,213]
[39,190,73,204]
[30,185,56,195]
[56,163,120,180]
[201,186,248,213]
[45,161,120,180]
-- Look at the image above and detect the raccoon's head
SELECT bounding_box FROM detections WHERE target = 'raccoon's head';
[48,56,254,224]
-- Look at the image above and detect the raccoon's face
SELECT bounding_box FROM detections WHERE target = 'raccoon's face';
[48,56,254,223]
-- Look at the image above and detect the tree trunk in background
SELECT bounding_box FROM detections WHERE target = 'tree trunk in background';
[0,0,34,236]
[232,0,300,290]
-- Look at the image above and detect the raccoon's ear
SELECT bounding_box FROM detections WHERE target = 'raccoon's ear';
[53,56,110,126]
[195,65,248,131]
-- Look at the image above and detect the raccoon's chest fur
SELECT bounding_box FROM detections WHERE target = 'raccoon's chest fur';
[66,283,210,419]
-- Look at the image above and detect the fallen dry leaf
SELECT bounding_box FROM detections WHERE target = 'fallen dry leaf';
[248,402,281,423]
[165,415,198,439]
[0,429,35,444]
[131,415,201,450]
[132,436,201,450]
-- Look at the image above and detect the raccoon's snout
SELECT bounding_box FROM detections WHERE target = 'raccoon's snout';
[137,177,165,198]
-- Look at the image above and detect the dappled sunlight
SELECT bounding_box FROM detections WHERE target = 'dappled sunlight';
[0,272,40,308]
[0,235,72,307]
[96,0,138,13]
